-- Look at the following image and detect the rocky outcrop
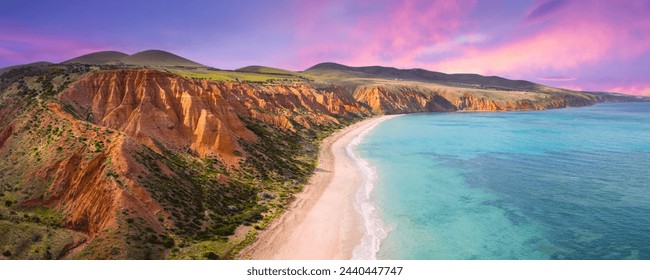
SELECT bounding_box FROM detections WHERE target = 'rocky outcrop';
[61,70,254,165]
[213,81,367,129]
[353,85,456,114]
[61,70,369,165]
[32,136,164,238]
[350,84,597,114]
[450,93,597,111]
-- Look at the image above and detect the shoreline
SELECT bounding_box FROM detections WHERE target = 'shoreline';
[239,115,396,260]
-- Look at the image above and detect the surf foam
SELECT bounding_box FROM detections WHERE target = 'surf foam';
[348,115,399,260]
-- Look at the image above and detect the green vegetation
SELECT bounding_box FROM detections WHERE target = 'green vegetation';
[0,181,81,260]
[126,111,354,259]
[171,229,257,260]
[134,146,259,238]
[0,64,88,102]
[236,65,299,76]
[0,220,85,260]
[166,67,308,83]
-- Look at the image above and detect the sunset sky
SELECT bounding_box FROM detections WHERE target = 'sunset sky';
[1,0,649,94]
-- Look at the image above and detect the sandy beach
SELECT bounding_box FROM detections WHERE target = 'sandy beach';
[239,115,395,260]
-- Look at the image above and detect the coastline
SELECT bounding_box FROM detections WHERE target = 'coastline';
[239,115,396,260]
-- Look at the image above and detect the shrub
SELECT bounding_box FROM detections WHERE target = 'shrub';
[203,252,219,260]
[162,236,175,249]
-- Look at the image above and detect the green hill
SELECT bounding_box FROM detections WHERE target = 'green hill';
[305,62,547,91]
[120,50,204,67]
[62,51,128,65]
[62,50,203,68]
[237,65,298,76]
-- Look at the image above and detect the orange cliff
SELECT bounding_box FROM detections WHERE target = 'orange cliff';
[352,84,597,114]
[353,85,456,114]
[32,135,164,238]
[39,69,371,257]
[0,98,167,258]
[61,70,369,165]
[0,69,374,258]
[59,71,596,164]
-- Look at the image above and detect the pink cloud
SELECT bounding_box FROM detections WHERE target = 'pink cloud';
[292,0,477,68]
[0,47,19,57]
[605,84,650,96]
[552,79,650,95]
[288,0,650,95]
[434,0,650,79]
[435,22,615,75]
[538,75,576,82]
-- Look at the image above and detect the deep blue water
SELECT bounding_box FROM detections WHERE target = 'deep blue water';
[356,103,650,259]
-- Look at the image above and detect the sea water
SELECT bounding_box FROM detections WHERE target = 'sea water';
[352,103,650,259]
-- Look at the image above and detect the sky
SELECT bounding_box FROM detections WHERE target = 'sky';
[1,0,649,95]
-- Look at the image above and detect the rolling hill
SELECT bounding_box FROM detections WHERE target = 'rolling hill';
[237,65,300,76]
[61,51,129,65]
[62,50,204,68]
[0,61,53,75]
[304,62,546,91]
[120,50,204,67]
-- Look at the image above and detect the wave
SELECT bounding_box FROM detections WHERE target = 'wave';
[347,116,399,260]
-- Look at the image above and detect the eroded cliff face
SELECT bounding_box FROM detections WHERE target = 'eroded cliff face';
[0,98,157,258]
[213,81,367,130]
[61,70,254,165]
[61,70,369,165]
[353,85,456,114]
[352,84,598,114]
[29,130,164,239]
[1,69,373,259]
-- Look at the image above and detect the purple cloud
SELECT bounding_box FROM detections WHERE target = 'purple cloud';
[526,0,568,21]
[0,22,112,66]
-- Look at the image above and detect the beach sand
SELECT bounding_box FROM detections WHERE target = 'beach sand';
[239,116,394,260]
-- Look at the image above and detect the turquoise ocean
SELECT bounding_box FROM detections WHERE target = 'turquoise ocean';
[351,103,650,260]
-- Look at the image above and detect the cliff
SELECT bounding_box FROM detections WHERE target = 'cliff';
[1,68,371,259]
[350,83,598,114]
[0,64,639,260]
[61,70,368,164]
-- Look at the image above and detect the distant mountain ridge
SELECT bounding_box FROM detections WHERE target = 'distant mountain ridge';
[62,51,129,65]
[62,50,204,67]
[305,62,544,91]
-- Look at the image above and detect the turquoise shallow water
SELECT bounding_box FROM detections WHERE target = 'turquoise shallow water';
[356,103,650,259]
